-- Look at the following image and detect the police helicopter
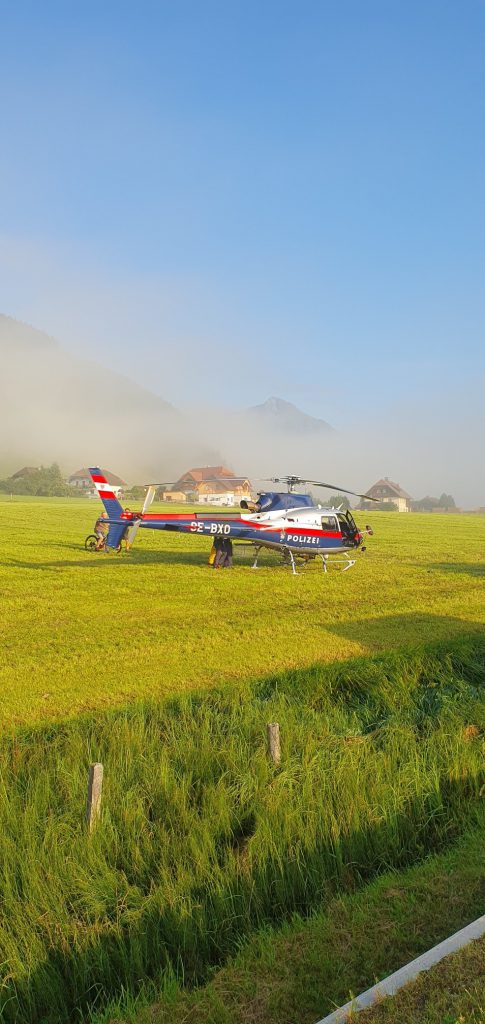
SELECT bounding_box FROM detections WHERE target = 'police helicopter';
[87,468,376,575]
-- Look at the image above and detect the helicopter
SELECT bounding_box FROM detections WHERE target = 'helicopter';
[87,468,377,574]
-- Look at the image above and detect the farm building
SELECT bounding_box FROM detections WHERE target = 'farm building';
[163,466,252,506]
[365,477,412,512]
[68,468,127,496]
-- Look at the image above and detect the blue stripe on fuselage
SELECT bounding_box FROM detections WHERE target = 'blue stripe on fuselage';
[137,516,347,552]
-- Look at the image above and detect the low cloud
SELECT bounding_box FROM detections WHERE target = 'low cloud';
[1,238,483,507]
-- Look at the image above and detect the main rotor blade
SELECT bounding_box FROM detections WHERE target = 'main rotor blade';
[256,475,379,502]
[304,480,379,502]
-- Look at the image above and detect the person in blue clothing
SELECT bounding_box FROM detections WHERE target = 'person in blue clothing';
[213,534,225,568]
[220,536,233,568]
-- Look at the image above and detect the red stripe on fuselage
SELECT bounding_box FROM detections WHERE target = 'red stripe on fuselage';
[142,512,201,520]
[138,513,341,538]
[283,528,341,538]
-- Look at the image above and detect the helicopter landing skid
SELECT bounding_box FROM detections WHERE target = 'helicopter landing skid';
[284,547,299,575]
[251,547,356,575]
[318,553,356,572]
[252,545,301,574]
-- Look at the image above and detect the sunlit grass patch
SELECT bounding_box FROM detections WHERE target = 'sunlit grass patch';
[356,935,485,1024]
[0,499,484,1022]
[0,498,484,727]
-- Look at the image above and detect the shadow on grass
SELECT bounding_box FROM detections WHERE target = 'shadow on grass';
[4,550,214,570]
[2,777,482,1024]
[3,545,281,571]
[429,562,485,578]
[323,612,485,653]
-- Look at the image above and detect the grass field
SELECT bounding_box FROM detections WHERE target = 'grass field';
[0,638,483,1022]
[89,819,485,1024]
[0,499,483,1023]
[0,498,484,727]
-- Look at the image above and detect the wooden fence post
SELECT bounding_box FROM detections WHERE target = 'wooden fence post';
[86,763,104,831]
[267,722,281,765]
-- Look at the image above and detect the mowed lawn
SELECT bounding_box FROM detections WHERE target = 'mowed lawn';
[0,497,484,727]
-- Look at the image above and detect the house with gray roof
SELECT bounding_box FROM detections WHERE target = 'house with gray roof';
[364,478,412,512]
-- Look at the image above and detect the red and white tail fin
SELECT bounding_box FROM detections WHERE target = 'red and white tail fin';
[88,469,158,550]
[88,467,124,519]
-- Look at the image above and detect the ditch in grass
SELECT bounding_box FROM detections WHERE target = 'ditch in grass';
[89,814,485,1024]
[0,637,483,1023]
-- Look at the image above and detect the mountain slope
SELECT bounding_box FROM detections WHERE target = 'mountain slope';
[248,396,333,434]
[0,315,218,480]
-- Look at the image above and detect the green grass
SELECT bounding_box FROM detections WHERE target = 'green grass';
[0,498,484,727]
[89,818,485,1024]
[357,935,485,1024]
[0,499,484,1023]
[0,639,483,1023]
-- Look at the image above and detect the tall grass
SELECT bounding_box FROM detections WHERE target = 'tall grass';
[0,637,483,1023]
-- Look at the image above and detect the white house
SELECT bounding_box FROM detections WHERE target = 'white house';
[364,478,412,512]
[68,468,127,497]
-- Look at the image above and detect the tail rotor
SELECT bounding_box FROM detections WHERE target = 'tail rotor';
[124,485,158,548]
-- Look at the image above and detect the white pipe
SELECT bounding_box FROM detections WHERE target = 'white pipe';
[315,914,485,1024]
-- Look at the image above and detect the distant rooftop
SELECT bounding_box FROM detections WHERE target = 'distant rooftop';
[69,468,127,487]
[11,466,41,479]
[177,466,235,483]
[368,477,412,500]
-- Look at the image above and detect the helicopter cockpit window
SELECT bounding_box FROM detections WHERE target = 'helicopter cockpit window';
[321,515,337,531]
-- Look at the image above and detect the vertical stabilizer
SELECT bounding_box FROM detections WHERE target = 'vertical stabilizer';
[88,467,124,518]
[88,468,128,549]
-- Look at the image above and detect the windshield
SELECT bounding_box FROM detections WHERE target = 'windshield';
[321,515,338,531]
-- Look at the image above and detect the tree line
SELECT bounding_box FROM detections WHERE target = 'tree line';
[0,464,76,497]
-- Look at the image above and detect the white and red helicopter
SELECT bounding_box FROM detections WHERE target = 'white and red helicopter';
[88,468,376,574]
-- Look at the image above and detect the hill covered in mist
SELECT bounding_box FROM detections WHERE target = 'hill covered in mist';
[0,315,219,481]
[1,315,337,483]
[2,315,478,505]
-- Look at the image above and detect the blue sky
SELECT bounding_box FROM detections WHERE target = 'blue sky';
[1,1,484,431]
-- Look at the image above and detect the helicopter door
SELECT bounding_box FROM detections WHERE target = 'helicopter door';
[337,513,352,539]
[345,510,358,532]
[338,511,358,542]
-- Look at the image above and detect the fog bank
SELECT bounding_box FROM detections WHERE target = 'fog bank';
[1,315,483,507]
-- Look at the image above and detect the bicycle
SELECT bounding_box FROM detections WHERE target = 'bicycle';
[85,533,107,552]
[84,533,122,553]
